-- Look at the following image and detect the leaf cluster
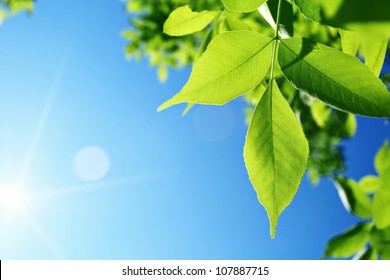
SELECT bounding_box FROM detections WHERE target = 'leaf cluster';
[323,141,390,260]
[0,0,33,24]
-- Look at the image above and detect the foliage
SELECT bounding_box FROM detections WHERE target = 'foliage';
[0,0,33,24]
[154,0,390,238]
[127,0,390,236]
[323,141,390,260]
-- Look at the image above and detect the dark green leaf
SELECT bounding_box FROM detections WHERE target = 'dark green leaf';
[278,37,390,117]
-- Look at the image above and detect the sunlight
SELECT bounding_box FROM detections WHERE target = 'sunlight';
[0,185,28,215]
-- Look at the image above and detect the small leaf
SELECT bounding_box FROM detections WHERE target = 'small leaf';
[244,81,309,238]
[158,31,273,111]
[323,223,372,259]
[375,140,390,175]
[343,113,356,138]
[334,176,372,219]
[157,65,168,83]
[339,29,360,57]
[353,247,378,260]
[278,37,390,117]
[370,226,390,260]
[373,168,390,229]
[360,35,388,77]
[163,5,219,36]
[221,0,268,13]
[359,175,380,193]
[311,100,331,128]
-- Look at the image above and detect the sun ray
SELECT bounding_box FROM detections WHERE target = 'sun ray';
[18,50,71,186]
[29,172,165,201]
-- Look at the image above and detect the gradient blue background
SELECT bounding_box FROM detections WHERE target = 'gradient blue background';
[0,0,389,259]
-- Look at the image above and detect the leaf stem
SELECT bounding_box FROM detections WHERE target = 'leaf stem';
[269,0,283,82]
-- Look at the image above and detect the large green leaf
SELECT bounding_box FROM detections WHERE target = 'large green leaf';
[293,0,390,36]
[371,226,390,260]
[334,176,372,219]
[244,81,309,238]
[323,223,372,259]
[221,0,268,13]
[375,140,390,175]
[278,37,390,117]
[158,31,273,111]
[373,168,390,229]
[163,5,219,36]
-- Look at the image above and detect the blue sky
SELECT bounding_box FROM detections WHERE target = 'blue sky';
[0,0,389,259]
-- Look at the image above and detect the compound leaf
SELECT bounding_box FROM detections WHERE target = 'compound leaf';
[244,81,309,238]
[278,37,390,117]
[163,5,219,36]
[158,31,273,111]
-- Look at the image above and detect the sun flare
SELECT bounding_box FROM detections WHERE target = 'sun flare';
[0,185,28,215]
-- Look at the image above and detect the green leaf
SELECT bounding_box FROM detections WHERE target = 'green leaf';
[221,0,268,13]
[359,175,380,193]
[383,73,390,85]
[158,31,273,111]
[375,140,390,175]
[373,168,390,229]
[182,103,194,117]
[294,0,390,36]
[360,35,388,77]
[343,113,356,138]
[157,65,168,83]
[334,176,372,219]
[278,37,390,117]
[353,247,378,260]
[311,100,331,128]
[268,0,294,38]
[224,13,251,31]
[163,5,219,36]
[370,226,390,260]
[339,29,360,57]
[244,81,309,238]
[323,222,372,259]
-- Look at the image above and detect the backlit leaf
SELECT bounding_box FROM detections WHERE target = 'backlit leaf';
[163,5,219,36]
[221,0,268,13]
[359,175,380,193]
[360,35,388,77]
[244,81,309,238]
[339,29,360,57]
[353,247,378,260]
[335,176,372,219]
[375,140,390,175]
[278,37,390,117]
[158,31,273,111]
[323,223,372,259]
[311,100,331,128]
